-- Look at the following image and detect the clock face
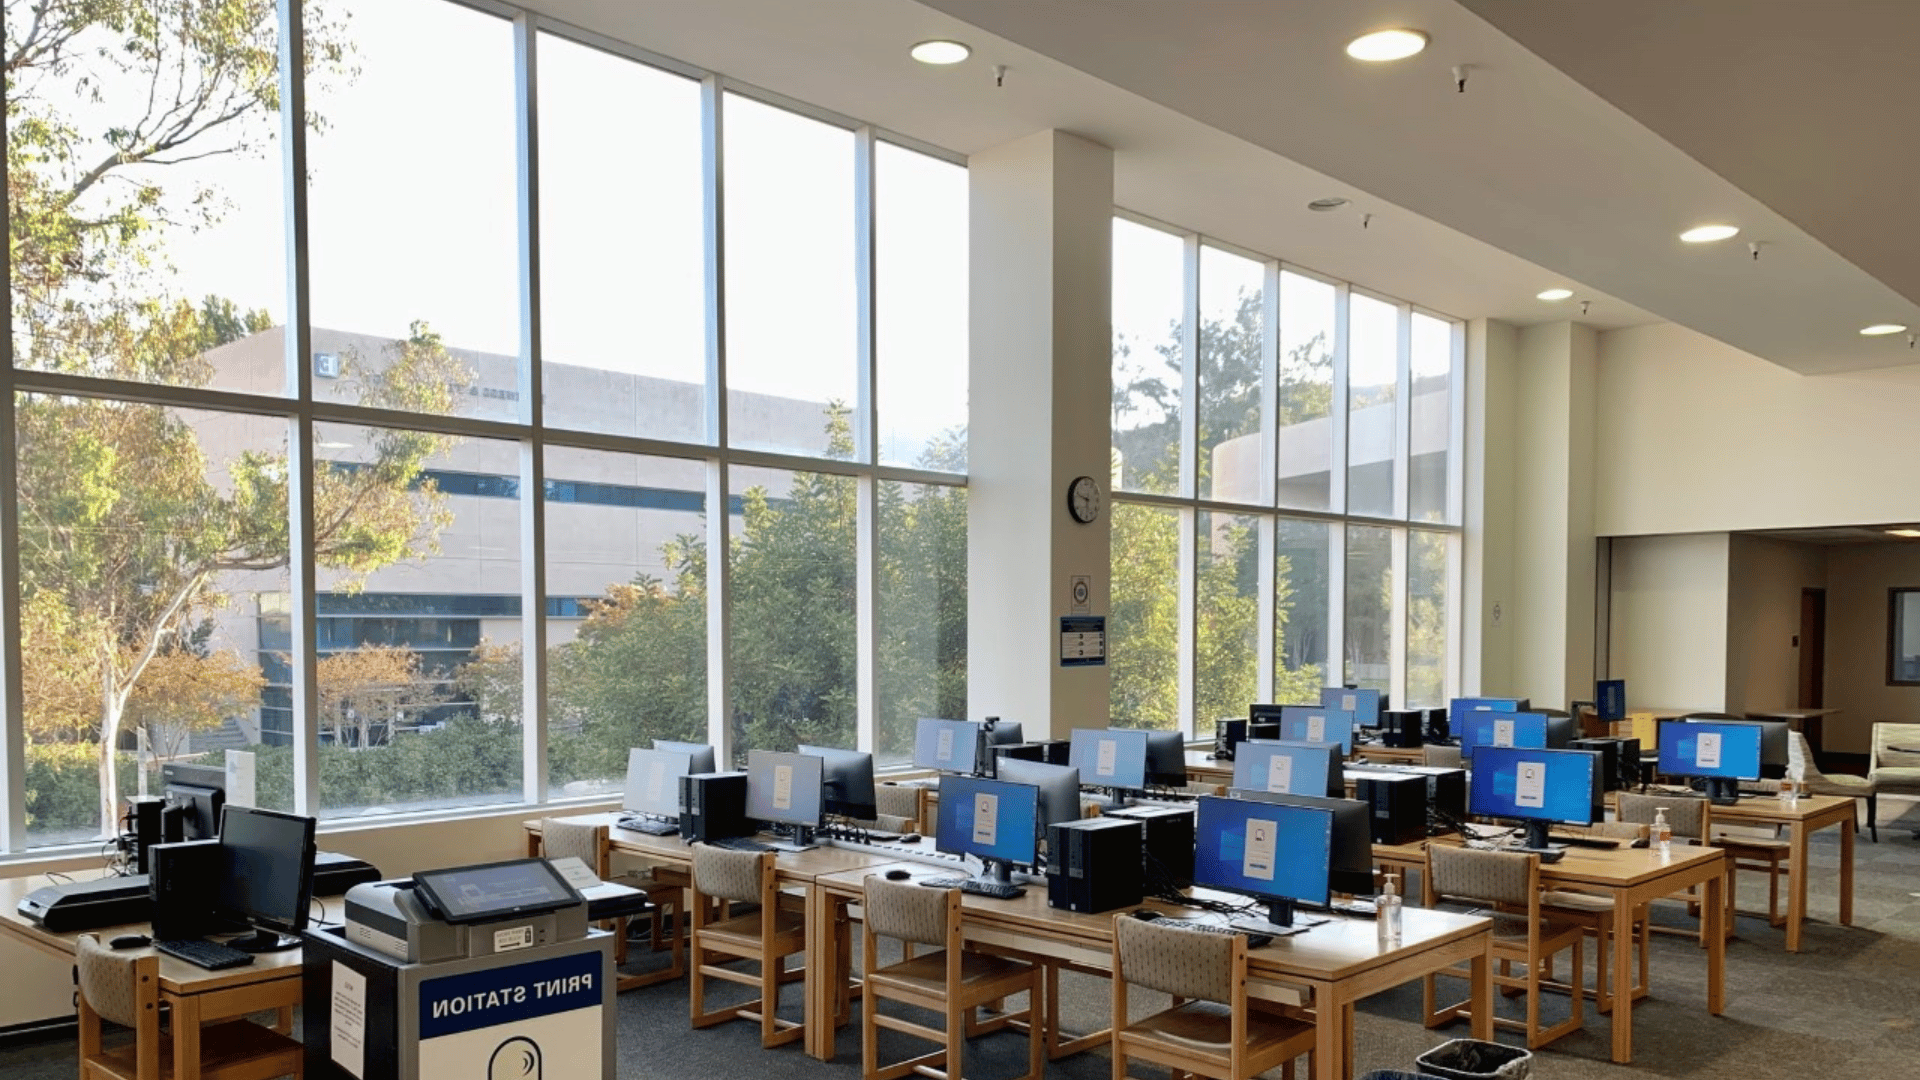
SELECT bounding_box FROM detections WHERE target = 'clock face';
[1067,476,1101,523]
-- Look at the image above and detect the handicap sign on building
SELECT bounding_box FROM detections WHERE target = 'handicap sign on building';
[418,951,603,1079]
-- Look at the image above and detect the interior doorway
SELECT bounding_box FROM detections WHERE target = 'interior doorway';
[1798,587,1826,710]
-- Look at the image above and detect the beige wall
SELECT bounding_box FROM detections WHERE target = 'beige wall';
[1725,535,1827,716]
[1823,543,1920,753]
[1607,533,1729,711]
[1594,322,1920,537]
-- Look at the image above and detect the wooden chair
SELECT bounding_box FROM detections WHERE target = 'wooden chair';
[1422,845,1585,1049]
[76,935,302,1080]
[858,783,927,835]
[1791,730,1877,842]
[1617,792,1727,942]
[1110,913,1316,1080]
[1868,723,1920,837]
[1538,821,1651,1013]
[859,876,1041,1080]
[1714,823,1791,929]
[688,845,807,1048]
[537,818,683,990]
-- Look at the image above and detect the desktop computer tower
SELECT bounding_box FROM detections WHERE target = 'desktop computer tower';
[1379,710,1425,749]
[1104,803,1195,887]
[1423,707,1450,744]
[1211,718,1248,760]
[1570,737,1623,792]
[128,795,165,874]
[679,771,751,842]
[1046,817,1144,914]
[1027,739,1070,765]
[988,741,1046,777]
[1356,773,1429,846]
[149,839,222,940]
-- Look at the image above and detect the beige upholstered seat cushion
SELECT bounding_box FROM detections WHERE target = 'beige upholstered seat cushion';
[867,950,1033,994]
[1486,911,1580,944]
[539,818,604,867]
[1123,999,1312,1055]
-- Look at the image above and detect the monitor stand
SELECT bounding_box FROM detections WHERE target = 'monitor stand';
[228,927,301,954]
[1705,777,1741,806]
[975,858,1016,888]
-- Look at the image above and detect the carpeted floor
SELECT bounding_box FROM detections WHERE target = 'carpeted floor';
[6,799,1918,1079]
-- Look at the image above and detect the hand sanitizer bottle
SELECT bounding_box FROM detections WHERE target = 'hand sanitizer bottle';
[1377,872,1404,949]
[1653,806,1672,856]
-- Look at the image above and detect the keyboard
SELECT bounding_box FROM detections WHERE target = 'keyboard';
[1161,920,1275,948]
[706,836,774,853]
[155,939,253,971]
[1549,833,1622,849]
[616,816,680,836]
[919,876,1026,899]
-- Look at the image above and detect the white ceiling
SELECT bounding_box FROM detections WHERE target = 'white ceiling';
[520,0,1919,373]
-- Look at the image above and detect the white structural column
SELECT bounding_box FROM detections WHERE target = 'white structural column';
[967,130,1114,739]
[1462,318,1517,695]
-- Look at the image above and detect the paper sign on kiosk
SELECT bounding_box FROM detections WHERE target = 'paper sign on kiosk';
[772,764,793,811]
[1265,755,1293,794]
[1514,761,1548,809]
[1305,715,1326,743]
[1493,719,1516,748]
[1096,738,1117,778]
[1243,818,1278,881]
[330,962,367,1079]
[971,792,999,846]
[1696,732,1722,769]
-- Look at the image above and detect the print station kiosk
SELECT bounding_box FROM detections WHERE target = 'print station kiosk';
[303,858,616,1080]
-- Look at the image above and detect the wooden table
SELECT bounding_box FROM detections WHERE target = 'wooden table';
[1706,793,1856,952]
[525,813,898,1060]
[1373,835,1727,1064]
[0,868,325,1080]
[813,860,1493,1080]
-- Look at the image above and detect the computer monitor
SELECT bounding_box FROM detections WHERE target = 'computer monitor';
[1230,790,1374,896]
[1248,703,1291,727]
[744,749,825,842]
[1213,717,1249,759]
[983,719,1025,749]
[991,758,1082,834]
[1068,728,1150,804]
[1544,714,1577,749]
[1192,795,1332,928]
[1279,706,1356,755]
[1143,729,1187,786]
[161,762,226,840]
[1468,746,1602,851]
[798,744,877,820]
[653,739,718,774]
[1322,687,1383,729]
[934,774,1040,887]
[913,717,984,774]
[1229,740,1345,798]
[1658,720,1762,804]
[1596,679,1627,721]
[1458,710,1549,762]
[623,747,693,822]
[1248,721,1283,742]
[1688,718,1789,780]
[1451,696,1527,715]
[214,805,317,953]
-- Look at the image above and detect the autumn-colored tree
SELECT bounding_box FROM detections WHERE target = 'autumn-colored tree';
[124,644,267,760]
[315,645,446,750]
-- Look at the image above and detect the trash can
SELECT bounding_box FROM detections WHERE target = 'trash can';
[1358,1071,1446,1080]
[1414,1038,1534,1080]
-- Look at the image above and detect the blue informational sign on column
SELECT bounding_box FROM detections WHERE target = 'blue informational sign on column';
[418,951,603,1078]
[1061,616,1106,667]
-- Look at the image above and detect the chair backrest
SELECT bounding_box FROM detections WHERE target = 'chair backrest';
[1424,744,1463,769]
[1113,914,1238,1004]
[1786,730,1818,780]
[1583,820,1650,841]
[77,934,155,1030]
[1617,791,1707,840]
[863,875,954,948]
[875,784,922,821]
[1871,723,1920,767]
[1428,845,1536,909]
[539,818,608,874]
[692,844,770,905]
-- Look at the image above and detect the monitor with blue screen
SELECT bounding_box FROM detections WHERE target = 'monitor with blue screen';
[934,774,1040,887]
[1451,696,1526,716]
[1230,740,1344,798]
[1278,706,1355,755]
[1192,795,1332,929]
[1458,710,1549,761]
[1658,720,1762,804]
[913,717,984,774]
[1322,687,1383,729]
[1068,728,1150,805]
[1468,746,1601,850]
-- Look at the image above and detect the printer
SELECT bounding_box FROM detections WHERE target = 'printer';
[343,876,589,964]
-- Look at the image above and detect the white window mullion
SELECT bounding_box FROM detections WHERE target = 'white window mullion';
[513,10,549,805]
[1330,283,1351,516]
[1255,514,1276,707]
[1326,521,1347,688]
[1178,507,1198,735]
[1178,236,1200,500]
[279,0,319,817]
[856,477,878,753]
[703,76,732,762]
[854,127,878,753]
[1389,527,1409,710]
[1393,302,1412,522]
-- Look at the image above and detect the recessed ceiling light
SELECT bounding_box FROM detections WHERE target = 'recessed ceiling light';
[1886,528,1920,538]
[1308,197,1350,212]
[909,40,970,65]
[1860,323,1908,336]
[1346,28,1429,61]
[1536,288,1574,302]
[1679,224,1740,243]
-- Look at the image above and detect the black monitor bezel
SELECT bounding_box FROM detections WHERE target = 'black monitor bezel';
[215,804,317,935]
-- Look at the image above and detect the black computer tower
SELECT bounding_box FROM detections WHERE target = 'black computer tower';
[1356,772,1428,845]
[1570,737,1623,792]
[679,771,751,842]
[1211,718,1248,760]
[1104,803,1195,887]
[129,795,166,874]
[988,741,1046,777]
[1424,706,1451,743]
[1028,739,1070,765]
[149,839,222,940]
[1047,817,1144,914]
[1380,709,1425,749]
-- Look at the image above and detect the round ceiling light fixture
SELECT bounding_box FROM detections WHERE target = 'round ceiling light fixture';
[1860,323,1909,336]
[909,39,971,65]
[1536,288,1574,301]
[1679,223,1740,243]
[1346,29,1429,62]
[1307,197,1351,212]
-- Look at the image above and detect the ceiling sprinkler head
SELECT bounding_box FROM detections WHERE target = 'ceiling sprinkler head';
[1307,197,1350,212]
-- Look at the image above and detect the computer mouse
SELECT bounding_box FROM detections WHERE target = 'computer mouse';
[896,833,921,844]
[885,869,912,881]
[109,934,150,950]
[1128,909,1162,921]
[1630,837,1650,849]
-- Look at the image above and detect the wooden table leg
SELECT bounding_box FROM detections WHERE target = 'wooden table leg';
[1611,894,1634,1063]
[1313,986,1340,1080]
[804,886,834,1060]
[1469,941,1492,1042]
[1705,871,1726,1015]
[1839,810,1856,927]
[1786,820,1809,952]
[171,994,202,1080]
